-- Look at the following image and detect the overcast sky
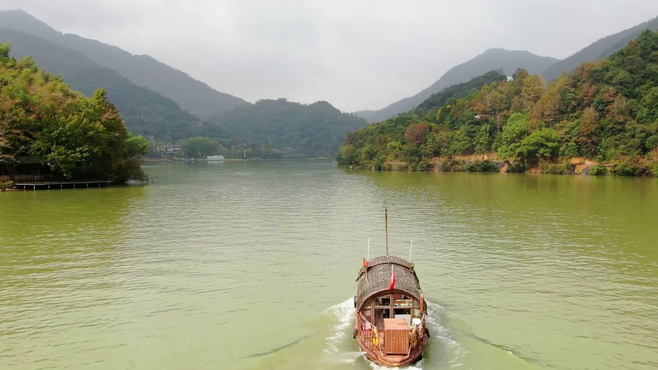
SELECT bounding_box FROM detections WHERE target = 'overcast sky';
[2,0,658,112]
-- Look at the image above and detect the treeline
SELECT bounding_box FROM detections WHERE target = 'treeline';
[178,136,298,160]
[338,30,658,176]
[0,44,148,183]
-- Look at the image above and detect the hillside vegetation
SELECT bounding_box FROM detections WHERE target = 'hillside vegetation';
[0,44,148,183]
[338,30,658,176]
[356,49,558,123]
[208,99,367,158]
[416,70,507,111]
[0,10,247,117]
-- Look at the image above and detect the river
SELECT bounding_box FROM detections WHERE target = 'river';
[1,161,657,370]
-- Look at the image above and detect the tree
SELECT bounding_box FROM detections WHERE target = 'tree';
[182,137,218,159]
[0,49,60,179]
[404,123,429,146]
[576,107,601,157]
[515,128,560,165]
[1,44,146,183]
[126,135,150,157]
[498,113,530,159]
[31,89,147,182]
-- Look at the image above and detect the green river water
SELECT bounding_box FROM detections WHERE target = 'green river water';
[1,161,657,370]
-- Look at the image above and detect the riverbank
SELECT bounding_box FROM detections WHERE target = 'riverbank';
[350,153,658,177]
[141,157,333,163]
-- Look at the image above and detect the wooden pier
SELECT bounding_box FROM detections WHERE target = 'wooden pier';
[15,181,113,190]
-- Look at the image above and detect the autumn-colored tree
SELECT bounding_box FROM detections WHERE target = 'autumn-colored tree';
[404,123,429,146]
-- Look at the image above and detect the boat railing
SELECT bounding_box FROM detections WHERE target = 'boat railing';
[357,312,383,355]
[408,313,426,355]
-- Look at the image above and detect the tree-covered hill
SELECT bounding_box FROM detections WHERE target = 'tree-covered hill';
[338,30,658,176]
[0,10,247,118]
[207,99,367,158]
[541,16,658,81]
[356,49,558,123]
[0,28,227,142]
[0,44,148,183]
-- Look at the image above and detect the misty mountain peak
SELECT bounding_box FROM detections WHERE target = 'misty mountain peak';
[0,9,60,38]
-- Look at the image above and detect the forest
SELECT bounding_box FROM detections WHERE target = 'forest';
[207,99,367,158]
[0,44,148,184]
[337,30,658,176]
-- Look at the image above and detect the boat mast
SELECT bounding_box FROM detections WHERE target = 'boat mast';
[385,205,389,260]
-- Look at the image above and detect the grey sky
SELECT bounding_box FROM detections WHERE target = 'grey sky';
[2,0,658,112]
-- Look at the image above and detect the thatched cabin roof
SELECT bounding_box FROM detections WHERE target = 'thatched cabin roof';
[356,255,422,310]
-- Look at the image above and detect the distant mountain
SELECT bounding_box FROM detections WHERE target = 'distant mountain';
[541,16,658,81]
[357,49,559,124]
[353,109,376,119]
[0,28,227,142]
[0,9,247,117]
[207,99,367,158]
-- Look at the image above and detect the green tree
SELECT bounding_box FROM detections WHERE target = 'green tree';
[515,128,560,165]
[1,44,146,183]
[126,134,150,157]
[498,113,530,159]
[182,137,218,159]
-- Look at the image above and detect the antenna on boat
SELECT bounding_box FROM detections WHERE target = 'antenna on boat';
[384,204,389,260]
[367,238,370,260]
[408,239,413,262]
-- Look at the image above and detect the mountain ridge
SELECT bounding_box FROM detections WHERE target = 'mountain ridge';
[540,16,658,81]
[0,28,227,142]
[0,9,247,118]
[355,48,559,124]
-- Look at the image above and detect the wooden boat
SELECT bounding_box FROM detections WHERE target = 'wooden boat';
[353,208,429,367]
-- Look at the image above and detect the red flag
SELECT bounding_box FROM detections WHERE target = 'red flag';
[389,267,396,290]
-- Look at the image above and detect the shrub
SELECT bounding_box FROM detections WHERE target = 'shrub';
[465,160,500,172]
[0,181,15,191]
[542,162,576,174]
[507,162,528,173]
[610,160,644,176]
[590,165,608,176]
[651,163,658,177]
